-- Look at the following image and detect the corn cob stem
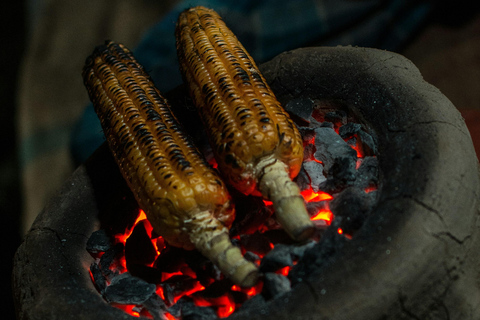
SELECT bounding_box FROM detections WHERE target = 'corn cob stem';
[83,41,258,287]
[256,157,314,240]
[176,6,315,241]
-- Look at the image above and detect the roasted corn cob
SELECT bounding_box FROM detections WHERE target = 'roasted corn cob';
[176,6,314,241]
[82,41,258,287]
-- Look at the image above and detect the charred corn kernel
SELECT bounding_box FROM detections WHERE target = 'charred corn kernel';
[82,41,258,287]
[176,6,314,241]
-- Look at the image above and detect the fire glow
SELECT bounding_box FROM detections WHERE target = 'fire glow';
[88,125,376,319]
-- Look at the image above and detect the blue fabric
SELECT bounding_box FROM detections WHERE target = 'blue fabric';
[71,0,433,164]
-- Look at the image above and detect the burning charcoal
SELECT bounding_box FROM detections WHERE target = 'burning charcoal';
[305,201,328,217]
[262,229,297,245]
[127,264,163,283]
[239,232,273,256]
[229,194,272,236]
[170,297,217,320]
[259,244,294,273]
[357,130,377,156]
[294,166,311,192]
[104,272,156,304]
[324,110,347,129]
[154,246,186,273]
[162,275,199,302]
[284,97,314,126]
[354,156,379,190]
[142,294,168,320]
[302,161,326,192]
[318,155,357,194]
[338,122,362,140]
[86,229,111,254]
[196,279,233,299]
[125,220,157,266]
[244,251,260,264]
[329,187,373,234]
[90,262,107,294]
[314,127,357,173]
[298,126,315,141]
[237,293,266,312]
[185,250,222,285]
[320,121,334,129]
[262,273,291,300]
[99,242,124,278]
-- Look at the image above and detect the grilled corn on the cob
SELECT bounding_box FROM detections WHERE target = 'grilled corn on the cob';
[176,6,314,241]
[82,41,258,287]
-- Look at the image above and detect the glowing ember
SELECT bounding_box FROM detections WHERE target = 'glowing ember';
[87,114,379,319]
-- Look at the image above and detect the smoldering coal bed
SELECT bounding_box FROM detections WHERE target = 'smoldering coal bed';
[13,46,480,320]
[83,98,380,319]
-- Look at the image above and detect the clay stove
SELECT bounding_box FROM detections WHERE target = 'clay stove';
[13,46,480,320]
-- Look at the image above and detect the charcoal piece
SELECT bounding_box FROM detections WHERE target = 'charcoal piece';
[262,229,296,245]
[259,244,294,273]
[318,155,357,194]
[154,246,186,273]
[354,156,379,190]
[338,122,362,139]
[289,240,317,261]
[302,143,316,162]
[237,293,266,312]
[284,97,314,126]
[320,121,334,129]
[104,272,156,304]
[127,263,163,283]
[90,262,107,294]
[329,187,373,234]
[302,161,326,192]
[171,298,217,320]
[298,126,315,143]
[142,294,168,320]
[86,229,111,254]
[229,194,272,236]
[314,127,357,172]
[262,273,291,300]
[196,279,232,298]
[244,251,260,263]
[99,242,124,278]
[125,220,157,266]
[324,110,347,129]
[306,200,329,217]
[294,167,311,192]
[357,130,377,156]
[239,232,272,256]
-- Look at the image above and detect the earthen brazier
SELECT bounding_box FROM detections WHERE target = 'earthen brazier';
[13,46,480,320]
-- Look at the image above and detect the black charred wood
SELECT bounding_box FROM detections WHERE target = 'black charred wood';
[357,130,377,156]
[154,246,186,273]
[302,161,326,192]
[125,220,157,266]
[142,294,168,320]
[86,229,111,254]
[90,262,107,294]
[324,110,347,130]
[103,272,156,305]
[171,298,217,320]
[314,127,357,172]
[229,194,272,236]
[354,156,379,189]
[99,242,124,279]
[294,167,311,192]
[239,232,273,256]
[127,264,163,283]
[338,122,362,140]
[284,97,314,126]
[259,244,294,273]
